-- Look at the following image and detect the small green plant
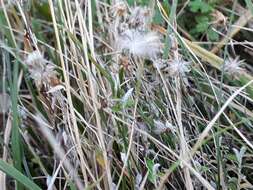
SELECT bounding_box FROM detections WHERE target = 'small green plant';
[188,0,219,41]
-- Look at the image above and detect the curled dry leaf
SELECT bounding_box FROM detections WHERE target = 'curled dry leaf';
[211,10,227,26]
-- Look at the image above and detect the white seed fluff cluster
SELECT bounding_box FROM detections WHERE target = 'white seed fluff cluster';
[118,29,162,59]
[25,50,68,118]
[115,6,162,59]
[25,50,57,88]
[128,6,151,30]
[164,57,191,77]
[112,4,192,77]
[224,56,245,75]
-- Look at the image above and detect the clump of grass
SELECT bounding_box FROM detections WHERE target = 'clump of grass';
[0,0,253,190]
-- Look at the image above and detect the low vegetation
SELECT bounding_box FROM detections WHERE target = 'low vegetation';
[0,0,253,189]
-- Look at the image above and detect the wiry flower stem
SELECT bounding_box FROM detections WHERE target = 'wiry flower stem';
[169,7,194,189]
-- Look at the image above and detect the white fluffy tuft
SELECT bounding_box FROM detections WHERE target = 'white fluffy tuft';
[117,29,162,59]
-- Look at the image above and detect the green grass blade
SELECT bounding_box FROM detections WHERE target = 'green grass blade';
[0,160,41,190]
[245,0,253,14]
[10,59,24,190]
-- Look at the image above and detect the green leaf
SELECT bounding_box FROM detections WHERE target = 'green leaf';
[207,28,219,41]
[189,0,213,13]
[67,180,77,190]
[0,160,41,190]
[112,103,122,112]
[146,158,156,184]
[127,0,134,6]
[196,22,209,32]
[153,6,163,25]
[33,1,52,21]
[145,158,160,185]
[194,16,210,32]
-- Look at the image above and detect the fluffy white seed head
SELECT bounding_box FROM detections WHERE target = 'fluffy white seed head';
[25,50,57,87]
[26,50,45,66]
[165,57,191,77]
[129,6,151,30]
[224,56,245,75]
[117,29,162,59]
[153,120,175,135]
[153,59,167,69]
